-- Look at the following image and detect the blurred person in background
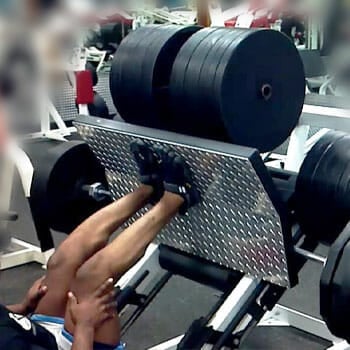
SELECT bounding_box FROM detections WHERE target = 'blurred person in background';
[0,1,118,349]
[0,91,117,350]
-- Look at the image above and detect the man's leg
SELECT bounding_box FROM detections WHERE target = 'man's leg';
[35,140,163,317]
[64,148,200,346]
[34,185,153,317]
[65,192,184,345]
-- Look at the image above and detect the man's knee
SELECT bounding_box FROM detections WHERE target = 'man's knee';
[46,249,65,271]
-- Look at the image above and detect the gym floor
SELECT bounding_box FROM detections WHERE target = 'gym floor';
[0,173,329,350]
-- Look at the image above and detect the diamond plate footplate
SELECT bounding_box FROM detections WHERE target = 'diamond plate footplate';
[75,117,292,287]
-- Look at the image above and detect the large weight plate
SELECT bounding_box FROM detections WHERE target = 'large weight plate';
[199,29,248,131]
[200,29,250,138]
[120,27,165,122]
[295,131,350,243]
[170,28,305,152]
[320,225,350,336]
[110,26,159,121]
[142,25,200,128]
[296,131,343,197]
[110,25,199,127]
[169,28,245,138]
[182,28,226,130]
[321,228,350,341]
[218,29,305,152]
[169,27,219,134]
[30,141,111,233]
[311,136,350,241]
[170,27,217,103]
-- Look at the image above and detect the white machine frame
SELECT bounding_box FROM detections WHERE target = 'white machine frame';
[272,102,350,173]
[116,244,349,350]
[0,38,96,270]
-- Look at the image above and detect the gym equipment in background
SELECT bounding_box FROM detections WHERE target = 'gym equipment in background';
[88,92,111,120]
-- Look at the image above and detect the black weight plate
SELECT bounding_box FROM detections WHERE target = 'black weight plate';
[141,25,200,128]
[127,25,173,96]
[310,135,350,242]
[218,29,305,152]
[327,236,350,340]
[170,27,217,102]
[182,29,225,108]
[120,26,165,120]
[296,131,344,199]
[113,26,160,119]
[197,29,251,139]
[182,28,232,137]
[199,29,248,131]
[31,141,110,233]
[333,137,350,210]
[295,131,348,243]
[169,27,218,132]
[294,131,343,237]
[295,131,345,214]
[184,29,252,140]
[110,26,145,91]
[111,25,199,127]
[213,29,254,114]
[320,224,350,331]
[110,26,159,119]
[88,92,110,119]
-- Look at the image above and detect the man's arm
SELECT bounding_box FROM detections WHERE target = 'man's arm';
[6,304,28,315]
[72,325,94,350]
[7,276,47,316]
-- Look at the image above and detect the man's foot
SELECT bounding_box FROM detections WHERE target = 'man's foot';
[161,149,200,215]
[130,139,164,203]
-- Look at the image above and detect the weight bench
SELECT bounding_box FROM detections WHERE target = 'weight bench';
[73,116,346,349]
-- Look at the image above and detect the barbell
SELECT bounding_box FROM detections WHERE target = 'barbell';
[110,24,305,153]
[293,130,350,341]
[27,140,112,234]
[294,130,350,244]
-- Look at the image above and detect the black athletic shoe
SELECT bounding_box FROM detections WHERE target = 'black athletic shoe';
[161,148,200,215]
[130,139,164,203]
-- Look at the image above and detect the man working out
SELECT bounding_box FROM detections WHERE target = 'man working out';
[32,140,199,349]
[0,102,200,349]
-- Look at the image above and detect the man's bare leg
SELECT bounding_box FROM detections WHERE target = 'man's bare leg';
[35,139,163,317]
[34,185,153,317]
[65,192,184,345]
[64,145,200,346]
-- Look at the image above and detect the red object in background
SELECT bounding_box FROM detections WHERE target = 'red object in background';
[76,70,94,105]
[251,15,270,28]
[225,18,237,27]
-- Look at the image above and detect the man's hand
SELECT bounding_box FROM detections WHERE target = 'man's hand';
[68,278,117,331]
[21,276,48,314]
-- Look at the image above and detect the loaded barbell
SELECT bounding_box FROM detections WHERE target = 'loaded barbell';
[27,140,112,235]
[110,25,305,153]
[294,130,350,244]
[292,130,350,342]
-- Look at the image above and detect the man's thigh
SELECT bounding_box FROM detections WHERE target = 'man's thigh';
[34,234,97,317]
[64,250,122,346]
